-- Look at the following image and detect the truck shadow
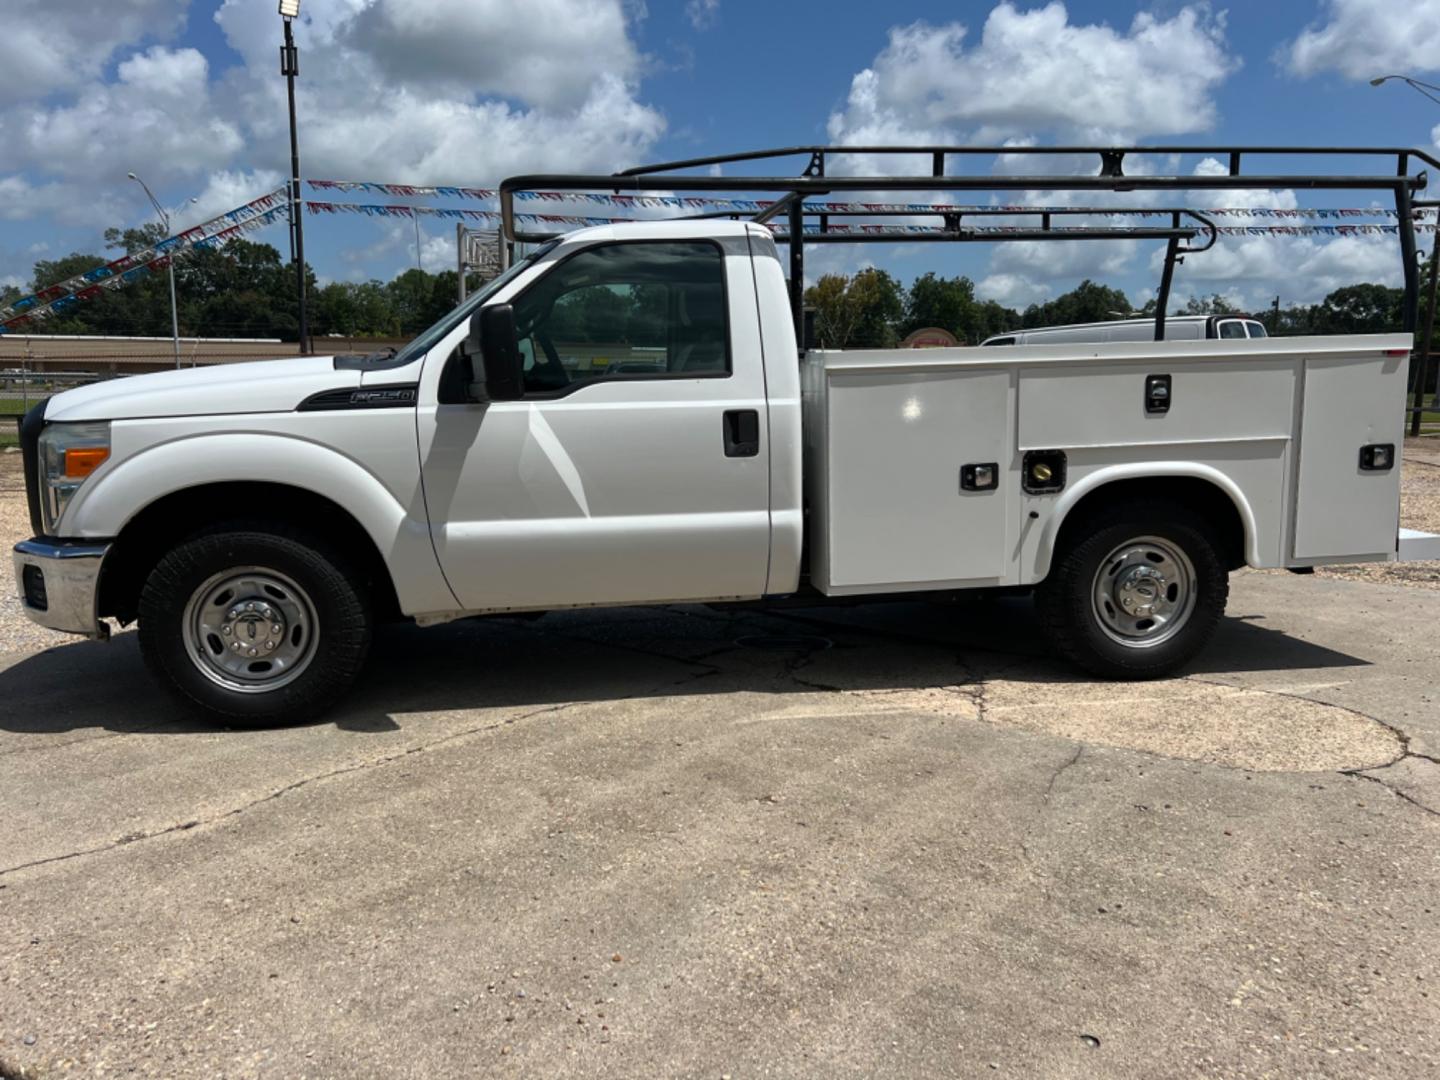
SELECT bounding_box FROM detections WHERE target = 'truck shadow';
[0,598,1368,737]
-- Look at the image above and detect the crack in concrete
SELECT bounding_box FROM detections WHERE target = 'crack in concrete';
[0,718,192,758]
[782,650,842,693]
[1017,743,1085,898]
[1343,769,1440,819]
[1186,674,1440,819]
[1042,745,1084,803]
[0,700,583,880]
[1185,674,1416,766]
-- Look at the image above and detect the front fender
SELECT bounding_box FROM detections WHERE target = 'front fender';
[62,430,457,615]
[1033,462,1262,580]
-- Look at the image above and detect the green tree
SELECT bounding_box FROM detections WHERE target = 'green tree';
[1178,293,1241,315]
[103,223,169,255]
[902,272,976,342]
[803,274,858,349]
[803,269,904,349]
[313,281,399,337]
[31,253,107,292]
[1313,283,1402,334]
[969,299,1022,343]
[1020,279,1133,328]
[849,268,904,348]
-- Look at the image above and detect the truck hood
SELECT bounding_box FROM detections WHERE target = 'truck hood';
[42,356,359,423]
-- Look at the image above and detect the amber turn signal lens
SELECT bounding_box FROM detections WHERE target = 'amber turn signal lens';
[63,447,110,478]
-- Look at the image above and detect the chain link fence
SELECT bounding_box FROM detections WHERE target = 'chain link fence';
[2,370,112,445]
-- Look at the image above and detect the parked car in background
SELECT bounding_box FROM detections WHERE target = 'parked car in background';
[981,313,1269,346]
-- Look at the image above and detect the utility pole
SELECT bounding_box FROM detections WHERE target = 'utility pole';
[1271,295,1280,336]
[280,1,310,354]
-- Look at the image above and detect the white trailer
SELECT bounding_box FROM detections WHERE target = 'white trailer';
[12,145,1440,723]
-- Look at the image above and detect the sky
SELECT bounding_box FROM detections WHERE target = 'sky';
[4,0,1440,317]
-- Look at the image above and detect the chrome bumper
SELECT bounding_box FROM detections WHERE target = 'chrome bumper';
[12,538,112,640]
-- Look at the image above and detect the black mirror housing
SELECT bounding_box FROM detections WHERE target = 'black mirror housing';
[469,304,524,401]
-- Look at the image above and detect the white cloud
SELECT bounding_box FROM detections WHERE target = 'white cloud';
[0,0,186,106]
[333,219,453,276]
[977,272,1051,309]
[1147,158,1403,309]
[1,46,243,186]
[210,0,663,183]
[823,4,1240,309]
[828,3,1235,147]
[0,0,664,267]
[0,174,129,228]
[183,169,288,230]
[1282,0,1440,80]
[420,232,456,273]
[345,0,643,110]
[686,0,720,30]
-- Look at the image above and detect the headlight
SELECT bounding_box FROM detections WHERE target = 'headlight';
[38,421,111,534]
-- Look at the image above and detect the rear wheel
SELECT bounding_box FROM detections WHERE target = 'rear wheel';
[138,526,372,725]
[1037,503,1228,679]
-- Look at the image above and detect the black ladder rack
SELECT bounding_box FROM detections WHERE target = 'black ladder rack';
[499,145,1438,419]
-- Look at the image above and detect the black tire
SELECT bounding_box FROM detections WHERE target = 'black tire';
[138,524,372,725]
[1036,501,1229,679]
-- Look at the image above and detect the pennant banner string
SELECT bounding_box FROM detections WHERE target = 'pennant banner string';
[1,191,290,331]
[6,184,1433,332]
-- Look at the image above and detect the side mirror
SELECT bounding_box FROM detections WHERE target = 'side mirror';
[467,304,524,401]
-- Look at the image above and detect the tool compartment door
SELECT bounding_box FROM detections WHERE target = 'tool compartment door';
[1293,351,1406,560]
[823,368,1011,589]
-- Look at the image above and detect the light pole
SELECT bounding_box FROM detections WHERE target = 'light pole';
[280,0,310,354]
[1370,74,1440,105]
[128,171,184,369]
[1373,73,1440,434]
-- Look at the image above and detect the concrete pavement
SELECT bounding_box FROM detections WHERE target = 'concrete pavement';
[1,570,1437,1078]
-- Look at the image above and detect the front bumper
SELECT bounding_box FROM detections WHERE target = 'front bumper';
[12,538,112,640]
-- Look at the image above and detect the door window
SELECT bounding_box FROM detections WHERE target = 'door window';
[1218,320,1247,339]
[511,241,730,395]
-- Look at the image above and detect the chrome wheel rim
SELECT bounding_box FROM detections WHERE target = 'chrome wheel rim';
[1090,536,1196,649]
[182,567,319,693]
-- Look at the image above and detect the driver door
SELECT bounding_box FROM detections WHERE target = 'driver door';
[415,237,773,612]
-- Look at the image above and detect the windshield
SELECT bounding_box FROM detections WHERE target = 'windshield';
[390,240,560,366]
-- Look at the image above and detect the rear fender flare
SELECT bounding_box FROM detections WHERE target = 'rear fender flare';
[1033,462,1260,580]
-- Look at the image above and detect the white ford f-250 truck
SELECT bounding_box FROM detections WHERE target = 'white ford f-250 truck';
[13,145,1440,723]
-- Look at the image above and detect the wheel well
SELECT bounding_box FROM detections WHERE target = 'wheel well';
[98,482,402,625]
[1051,477,1248,572]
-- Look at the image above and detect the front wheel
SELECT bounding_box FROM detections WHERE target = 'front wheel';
[138,526,372,725]
[1036,503,1229,679]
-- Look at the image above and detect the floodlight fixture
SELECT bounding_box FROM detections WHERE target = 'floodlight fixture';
[279,0,301,19]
